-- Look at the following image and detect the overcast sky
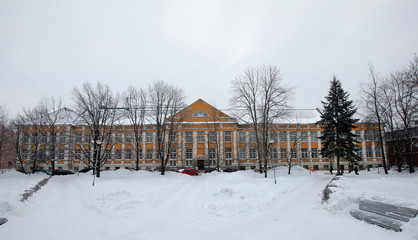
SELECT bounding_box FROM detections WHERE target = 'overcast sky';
[1,0,418,118]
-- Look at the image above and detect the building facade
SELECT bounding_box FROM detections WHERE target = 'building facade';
[19,99,384,172]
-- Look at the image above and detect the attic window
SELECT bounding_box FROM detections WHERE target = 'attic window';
[193,111,209,117]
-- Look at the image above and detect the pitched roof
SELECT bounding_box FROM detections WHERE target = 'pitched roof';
[178,99,235,123]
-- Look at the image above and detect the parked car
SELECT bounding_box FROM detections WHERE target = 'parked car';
[54,169,76,175]
[181,168,198,176]
[40,169,52,175]
[78,167,93,173]
[223,168,238,173]
[204,167,217,173]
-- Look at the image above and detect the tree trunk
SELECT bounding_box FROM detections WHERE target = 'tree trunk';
[51,160,55,176]
[336,156,342,175]
[96,165,100,178]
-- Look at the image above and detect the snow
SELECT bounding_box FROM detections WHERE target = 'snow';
[0,167,417,240]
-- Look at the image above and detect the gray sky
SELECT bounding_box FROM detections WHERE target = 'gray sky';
[1,0,418,118]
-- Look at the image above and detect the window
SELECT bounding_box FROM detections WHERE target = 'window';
[115,149,121,159]
[310,131,317,142]
[280,148,287,159]
[48,147,55,160]
[209,160,216,166]
[269,131,277,143]
[280,131,287,142]
[197,131,204,143]
[291,148,297,159]
[41,133,47,143]
[373,131,379,141]
[209,131,217,143]
[225,160,232,166]
[239,132,246,142]
[23,133,29,144]
[186,149,193,159]
[30,149,36,160]
[59,134,66,144]
[300,132,308,142]
[39,149,46,159]
[364,130,372,141]
[31,133,38,143]
[146,132,153,143]
[74,149,81,160]
[186,160,192,167]
[105,149,111,160]
[357,149,363,159]
[192,111,209,117]
[84,151,90,161]
[84,133,91,144]
[375,146,381,158]
[170,159,176,166]
[225,148,232,159]
[239,148,246,159]
[170,149,177,159]
[311,148,318,158]
[125,133,132,143]
[366,147,373,158]
[290,132,297,142]
[22,149,28,160]
[301,148,308,158]
[225,131,232,142]
[114,133,122,144]
[146,149,153,159]
[58,149,65,160]
[355,130,361,141]
[170,132,177,143]
[249,148,256,159]
[209,148,216,159]
[186,131,193,143]
[75,133,82,144]
[249,132,256,142]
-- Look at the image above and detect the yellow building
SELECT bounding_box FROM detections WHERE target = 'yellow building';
[21,99,383,172]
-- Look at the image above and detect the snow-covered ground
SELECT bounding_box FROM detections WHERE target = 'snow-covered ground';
[0,167,417,240]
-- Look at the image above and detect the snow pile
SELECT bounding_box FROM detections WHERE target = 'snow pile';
[326,168,418,213]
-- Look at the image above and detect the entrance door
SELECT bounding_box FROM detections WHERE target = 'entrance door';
[197,160,204,170]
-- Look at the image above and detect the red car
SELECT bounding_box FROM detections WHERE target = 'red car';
[181,168,198,176]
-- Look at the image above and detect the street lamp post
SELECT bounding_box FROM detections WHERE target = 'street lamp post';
[269,139,276,184]
[92,139,102,186]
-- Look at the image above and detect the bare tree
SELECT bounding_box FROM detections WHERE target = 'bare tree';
[36,96,70,175]
[148,80,186,175]
[231,65,292,177]
[0,105,15,172]
[286,125,302,175]
[205,107,224,171]
[72,82,119,177]
[382,71,417,173]
[405,54,418,88]
[121,86,147,171]
[360,64,388,174]
[22,106,46,173]
[10,113,28,173]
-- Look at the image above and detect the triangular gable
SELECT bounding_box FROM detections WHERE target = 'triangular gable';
[178,99,233,122]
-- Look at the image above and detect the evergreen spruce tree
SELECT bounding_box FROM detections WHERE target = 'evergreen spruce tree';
[318,76,359,175]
